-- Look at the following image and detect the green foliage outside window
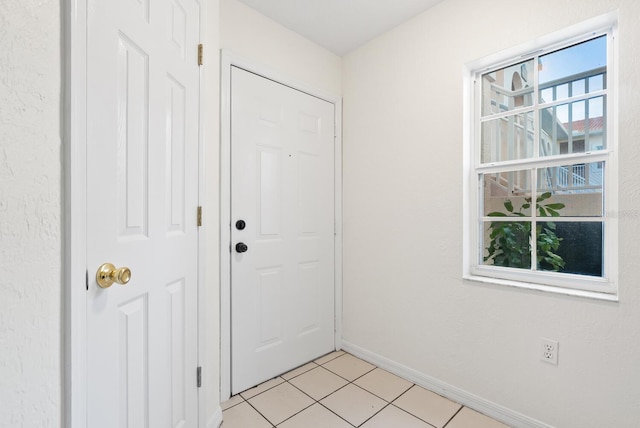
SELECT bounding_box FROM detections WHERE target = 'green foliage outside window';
[484,192,566,271]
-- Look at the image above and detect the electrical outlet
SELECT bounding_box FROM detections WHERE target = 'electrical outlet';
[541,338,559,365]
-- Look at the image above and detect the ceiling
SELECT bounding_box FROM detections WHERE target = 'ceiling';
[235,0,445,56]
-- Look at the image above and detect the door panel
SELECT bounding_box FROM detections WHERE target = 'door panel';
[85,0,200,426]
[231,67,335,394]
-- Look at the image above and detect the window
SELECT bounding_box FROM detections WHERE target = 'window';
[465,20,618,298]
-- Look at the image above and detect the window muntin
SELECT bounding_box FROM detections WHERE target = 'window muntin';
[471,30,615,295]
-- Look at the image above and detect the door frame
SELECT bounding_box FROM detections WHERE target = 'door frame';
[63,1,208,426]
[219,51,343,400]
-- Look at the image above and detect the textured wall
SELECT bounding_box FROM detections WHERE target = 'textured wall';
[343,0,640,426]
[0,0,62,426]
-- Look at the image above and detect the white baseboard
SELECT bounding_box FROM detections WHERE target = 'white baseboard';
[341,341,552,428]
[207,406,223,428]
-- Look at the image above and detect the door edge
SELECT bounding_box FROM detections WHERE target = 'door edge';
[64,0,89,426]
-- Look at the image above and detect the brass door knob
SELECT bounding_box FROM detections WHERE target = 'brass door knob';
[96,263,132,288]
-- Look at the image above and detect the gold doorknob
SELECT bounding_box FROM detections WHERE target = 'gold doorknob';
[96,263,132,288]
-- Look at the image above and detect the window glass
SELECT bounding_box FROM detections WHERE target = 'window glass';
[482,170,532,216]
[538,36,607,102]
[540,96,606,156]
[481,112,534,163]
[482,59,534,116]
[482,221,532,270]
[537,163,604,217]
[537,221,603,276]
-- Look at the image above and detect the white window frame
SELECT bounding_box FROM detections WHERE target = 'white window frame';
[463,13,619,300]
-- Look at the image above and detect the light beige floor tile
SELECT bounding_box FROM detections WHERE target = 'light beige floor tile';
[361,404,433,428]
[248,382,314,425]
[314,350,345,365]
[221,394,244,411]
[240,377,285,400]
[354,368,413,402]
[221,401,272,428]
[281,362,319,380]
[321,353,376,381]
[446,407,510,428]
[278,403,352,428]
[320,383,386,426]
[289,366,349,400]
[393,385,461,428]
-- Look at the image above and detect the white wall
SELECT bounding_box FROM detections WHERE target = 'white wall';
[0,1,62,426]
[342,0,640,426]
[219,0,342,96]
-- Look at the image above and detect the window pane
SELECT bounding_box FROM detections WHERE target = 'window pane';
[537,221,603,277]
[538,36,606,102]
[482,59,534,116]
[482,170,532,216]
[537,162,604,217]
[483,221,531,269]
[481,112,534,163]
[540,96,606,156]
[589,74,605,91]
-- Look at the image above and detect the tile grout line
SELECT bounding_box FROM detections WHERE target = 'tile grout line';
[276,353,383,427]
[271,353,356,427]
[442,405,464,428]
[387,404,439,428]
[223,352,344,426]
[242,396,277,428]
[312,358,392,427]
[356,401,393,427]
[312,400,358,427]
[224,352,479,428]
[269,370,358,427]
[384,384,442,427]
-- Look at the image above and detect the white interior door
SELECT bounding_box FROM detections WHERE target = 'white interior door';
[230,66,336,394]
[85,0,200,426]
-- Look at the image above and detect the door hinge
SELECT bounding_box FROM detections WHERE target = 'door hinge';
[85,269,89,291]
[198,44,203,66]
[197,366,202,388]
[197,206,202,227]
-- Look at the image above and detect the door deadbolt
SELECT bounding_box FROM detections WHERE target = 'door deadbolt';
[235,220,246,230]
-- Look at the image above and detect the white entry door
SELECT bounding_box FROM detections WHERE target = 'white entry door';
[85,0,200,426]
[230,67,336,394]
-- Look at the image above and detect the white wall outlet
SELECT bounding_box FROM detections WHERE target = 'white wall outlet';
[541,338,559,365]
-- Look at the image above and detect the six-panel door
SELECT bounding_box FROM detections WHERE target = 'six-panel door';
[230,67,336,394]
[86,0,200,426]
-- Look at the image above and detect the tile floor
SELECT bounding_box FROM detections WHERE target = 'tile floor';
[221,351,510,428]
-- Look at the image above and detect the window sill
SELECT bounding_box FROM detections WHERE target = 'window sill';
[463,273,619,302]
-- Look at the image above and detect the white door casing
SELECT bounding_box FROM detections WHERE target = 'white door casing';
[81,0,201,426]
[230,67,336,393]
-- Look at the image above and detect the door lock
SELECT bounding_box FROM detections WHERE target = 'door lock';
[235,220,246,230]
[235,242,248,253]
